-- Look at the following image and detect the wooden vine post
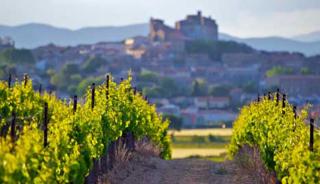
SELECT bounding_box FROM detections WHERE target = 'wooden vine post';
[292,105,297,132]
[145,95,148,103]
[73,95,77,114]
[127,132,135,151]
[10,111,16,142]
[106,75,109,100]
[0,116,2,136]
[0,116,9,137]
[309,118,314,152]
[276,88,280,106]
[44,102,49,147]
[268,92,271,100]
[293,106,297,119]
[282,94,286,114]
[39,84,42,94]
[8,73,12,88]
[91,83,95,110]
[24,74,28,87]
[133,87,137,95]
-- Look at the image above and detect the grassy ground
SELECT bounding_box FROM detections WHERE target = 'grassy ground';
[173,142,227,149]
[187,154,227,162]
[172,135,231,143]
[172,148,227,159]
[170,128,232,161]
[168,128,232,136]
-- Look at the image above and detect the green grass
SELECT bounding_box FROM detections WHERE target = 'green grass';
[172,142,228,149]
[172,135,231,143]
[187,153,227,163]
[207,155,226,162]
[172,148,227,159]
[168,128,232,136]
[170,134,231,159]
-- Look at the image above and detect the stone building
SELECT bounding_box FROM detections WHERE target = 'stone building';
[149,19,185,42]
[149,11,218,43]
[175,11,218,41]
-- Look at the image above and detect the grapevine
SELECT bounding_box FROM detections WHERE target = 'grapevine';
[229,93,320,183]
[0,74,171,183]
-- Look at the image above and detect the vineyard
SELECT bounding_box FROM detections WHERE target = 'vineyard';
[0,74,171,183]
[229,91,320,183]
[2,73,320,184]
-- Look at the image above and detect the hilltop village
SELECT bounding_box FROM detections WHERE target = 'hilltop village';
[1,11,320,128]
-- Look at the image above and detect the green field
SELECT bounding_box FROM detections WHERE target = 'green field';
[172,148,227,159]
[169,128,232,137]
[170,129,232,161]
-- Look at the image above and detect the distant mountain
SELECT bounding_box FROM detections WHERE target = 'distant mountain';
[0,23,319,56]
[0,23,149,48]
[292,31,320,42]
[219,34,320,56]
[234,37,320,56]
[218,33,241,42]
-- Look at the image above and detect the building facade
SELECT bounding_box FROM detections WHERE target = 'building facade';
[149,11,218,43]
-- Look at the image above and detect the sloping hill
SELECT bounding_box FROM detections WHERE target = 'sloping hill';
[240,36,320,56]
[0,23,319,56]
[219,34,320,56]
[292,30,320,42]
[0,23,149,48]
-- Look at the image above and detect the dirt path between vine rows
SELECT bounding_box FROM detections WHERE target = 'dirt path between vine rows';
[105,155,258,184]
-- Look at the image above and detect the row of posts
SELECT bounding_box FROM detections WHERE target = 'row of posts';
[2,73,318,152]
[4,74,139,183]
[1,102,48,147]
[4,74,143,150]
[257,88,316,152]
[8,73,42,93]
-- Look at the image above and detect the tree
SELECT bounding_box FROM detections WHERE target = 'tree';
[159,77,180,97]
[192,136,205,143]
[70,74,82,83]
[185,40,254,60]
[50,63,80,90]
[301,67,312,75]
[191,79,207,96]
[81,56,106,73]
[208,134,225,143]
[266,66,293,77]
[0,48,35,65]
[173,58,185,67]
[143,87,162,98]
[165,114,183,131]
[62,63,80,74]
[76,76,104,95]
[242,81,257,93]
[137,71,159,83]
[209,85,231,96]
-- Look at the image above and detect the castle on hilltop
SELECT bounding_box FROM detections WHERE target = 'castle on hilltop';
[149,11,218,42]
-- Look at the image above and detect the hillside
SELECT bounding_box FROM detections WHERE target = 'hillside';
[220,33,320,56]
[0,23,319,56]
[0,23,149,48]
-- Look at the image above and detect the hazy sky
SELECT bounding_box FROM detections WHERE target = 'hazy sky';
[1,0,319,37]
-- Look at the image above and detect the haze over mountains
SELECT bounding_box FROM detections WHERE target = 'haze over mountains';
[0,23,319,56]
[292,31,320,42]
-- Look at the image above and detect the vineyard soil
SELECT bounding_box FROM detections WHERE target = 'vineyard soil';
[105,154,257,184]
[172,148,227,158]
